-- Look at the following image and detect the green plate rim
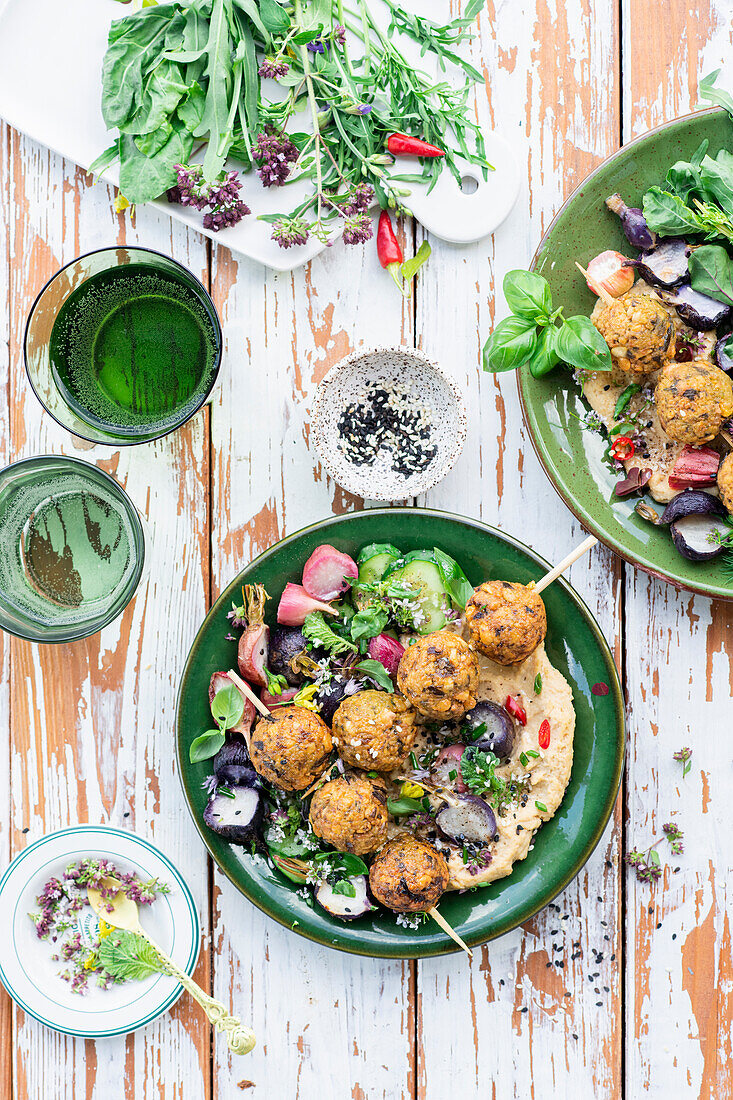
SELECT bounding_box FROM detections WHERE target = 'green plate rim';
[517,105,733,601]
[175,508,625,958]
[0,824,200,1037]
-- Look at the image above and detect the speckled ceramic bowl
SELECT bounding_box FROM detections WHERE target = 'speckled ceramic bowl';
[312,346,467,501]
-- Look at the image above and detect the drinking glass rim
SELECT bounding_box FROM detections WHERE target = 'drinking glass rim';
[23,245,223,447]
[0,453,147,643]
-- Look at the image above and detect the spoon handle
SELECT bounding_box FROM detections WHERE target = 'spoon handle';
[139,930,255,1055]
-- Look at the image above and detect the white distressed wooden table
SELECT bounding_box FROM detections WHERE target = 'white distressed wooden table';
[1,2,732,1097]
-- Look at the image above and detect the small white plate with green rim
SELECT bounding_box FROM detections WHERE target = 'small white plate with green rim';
[0,825,200,1038]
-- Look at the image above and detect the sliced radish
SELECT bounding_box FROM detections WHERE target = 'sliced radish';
[261,686,299,711]
[237,622,269,688]
[436,795,497,845]
[367,634,405,678]
[203,786,263,844]
[277,583,338,626]
[302,545,358,601]
[209,671,256,734]
[432,744,468,793]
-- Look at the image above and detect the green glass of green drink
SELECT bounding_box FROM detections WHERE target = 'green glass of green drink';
[0,456,147,643]
[24,247,222,445]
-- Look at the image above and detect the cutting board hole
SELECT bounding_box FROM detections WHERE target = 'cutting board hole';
[460,174,479,195]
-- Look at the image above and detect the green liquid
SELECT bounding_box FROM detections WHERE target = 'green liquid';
[49,264,219,438]
[0,468,138,630]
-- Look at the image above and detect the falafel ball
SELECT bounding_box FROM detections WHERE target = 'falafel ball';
[655,359,733,445]
[249,705,332,791]
[465,580,547,666]
[309,773,388,855]
[717,452,733,513]
[368,835,449,913]
[396,630,478,720]
[593,292,674,375]
[331,690,416,772]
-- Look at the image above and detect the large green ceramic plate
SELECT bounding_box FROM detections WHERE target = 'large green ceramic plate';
[519,107,733,600]
[176,509,624,957]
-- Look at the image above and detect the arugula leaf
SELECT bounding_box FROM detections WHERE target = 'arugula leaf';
[189,729,226,762]
[211,684,245,730]
[432,547,473,607]
[387,795,425,816]
[555,315,612,372]
[302,611,357,655]
[98,931,165,982]
[698,69,733,120]
[688,244,733,306]
[355,659,395,692]
[483,315,538,373]
[195,0,233,181]
[642,187,704,235]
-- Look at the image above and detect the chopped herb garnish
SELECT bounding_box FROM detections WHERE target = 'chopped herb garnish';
[535,801,548,813]
[448,769,457,781]
[534,673,543,694]
[526,750,540,760]
[519,752,528,767]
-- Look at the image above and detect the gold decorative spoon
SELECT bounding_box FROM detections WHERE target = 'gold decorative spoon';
[87,876,255,1055]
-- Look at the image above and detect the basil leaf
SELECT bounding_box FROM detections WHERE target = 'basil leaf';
[503,269,552,320]
[528,325,560,378]
[432,547,474,607]
[688,244,733,306]
[613,383,641,419]
[189,729,226,763]
[211,684,245,730]
[355,659,395,692]
[555,316,612,372]
[350,605,389,642]
[483,315,538,374]
[642,187,703,236]
[331,879,357,898]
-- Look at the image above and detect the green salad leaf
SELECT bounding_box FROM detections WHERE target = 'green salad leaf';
[432,547,474,607]
[355,659,394,692]
[98,931,166,983]
[303,611,357,655]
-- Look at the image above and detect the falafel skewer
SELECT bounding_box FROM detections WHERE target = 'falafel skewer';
[227,668,274,722]
[534,534,599,594]
[427,906,473,957]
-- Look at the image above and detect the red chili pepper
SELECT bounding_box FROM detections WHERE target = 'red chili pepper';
[668,444,720,489]
[505,695,527,726]
[610,435,635,462]
[387,132,445,158]
[376,210,408,295]
[538,719,551,749]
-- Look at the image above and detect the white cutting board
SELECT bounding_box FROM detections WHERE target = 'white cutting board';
[0,0,520,270]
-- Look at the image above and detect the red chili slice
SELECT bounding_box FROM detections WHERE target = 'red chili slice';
[505,695,527,725]
[592,682,610,696]
[538,719,551,749]
[610,435,635,462]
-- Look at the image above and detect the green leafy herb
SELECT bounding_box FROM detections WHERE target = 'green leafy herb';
[460,747,505,801]
[190,681,245,762]
[642,187,704,235]
[626,822,685,883]
[350,604,390,643]
[613,383,641,420]
[98,931,166,983]
[303,611,357,655]
[483,270,611,378]
[432,547,474,607]
[355,659,394,692]
[189,729,226,762]
[698,69,733,120]
[331,879,357,897]
[688,244,733,306]
[387,795,426,816]
[673,745,693,778]
[533,673,543,695]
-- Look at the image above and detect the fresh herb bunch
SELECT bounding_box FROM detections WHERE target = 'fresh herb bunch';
[94,0,491,249]
[626,822,685,883]
[483,270,613,378]
[189,683,245,762]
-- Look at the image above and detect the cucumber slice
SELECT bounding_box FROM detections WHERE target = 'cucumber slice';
[357,542,402,566]
[384,556,449,634]
[357,551,401,588]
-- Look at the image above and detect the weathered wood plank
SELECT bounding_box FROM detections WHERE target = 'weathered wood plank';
[623,4,733,1095]
[417,0,623,1095]
[6,136,211,1100]
[208,241,417,1098]
[0,118,13,1100]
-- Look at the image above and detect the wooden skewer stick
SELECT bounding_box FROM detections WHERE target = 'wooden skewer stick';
[427,907,473,957]
[534,534,599,595]
[575,262,614,308]
[227,668,273,722]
